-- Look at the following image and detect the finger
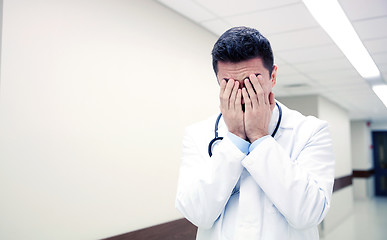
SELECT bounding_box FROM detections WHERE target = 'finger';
[250,74,265,105]
[235,88,242,112]
[257,75,269,105]
[242,87,252,111]
[224,79,235,109]
[244,78,258,107]
[219,79,227,111]
[219,79,226,97]
[220,79,234,110]
[229,81,239,110]
[230,81,239,109]
[219,79,227,103]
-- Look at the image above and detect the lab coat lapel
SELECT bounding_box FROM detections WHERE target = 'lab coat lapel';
[270,101,295,140]
[217,117,228,138]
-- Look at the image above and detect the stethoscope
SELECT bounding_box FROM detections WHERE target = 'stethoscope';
[208,102,282,157]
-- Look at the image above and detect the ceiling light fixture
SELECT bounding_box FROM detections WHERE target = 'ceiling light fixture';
[372,85,387,108]
[303,0,380,79]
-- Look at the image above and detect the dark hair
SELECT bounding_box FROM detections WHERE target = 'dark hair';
[211,26,274,75]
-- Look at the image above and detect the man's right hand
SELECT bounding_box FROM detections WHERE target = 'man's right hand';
[219,79,246,140]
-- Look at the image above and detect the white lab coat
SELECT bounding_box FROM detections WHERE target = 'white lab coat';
[175,102,335,240]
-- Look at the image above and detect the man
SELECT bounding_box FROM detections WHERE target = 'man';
[175,26,335,240]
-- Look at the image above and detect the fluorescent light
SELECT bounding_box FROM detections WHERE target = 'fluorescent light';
[372,85,387,108]
[303,0,380,79]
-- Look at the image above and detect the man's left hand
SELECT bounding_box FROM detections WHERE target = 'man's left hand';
[242,74,276,143]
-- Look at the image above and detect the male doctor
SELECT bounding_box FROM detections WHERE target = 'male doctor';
[176,26,335,240]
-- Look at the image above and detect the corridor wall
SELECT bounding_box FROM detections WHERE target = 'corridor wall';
[0,0,218,239]
[351,120,374,199]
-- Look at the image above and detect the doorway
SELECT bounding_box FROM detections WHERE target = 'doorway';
[372,131,387,196]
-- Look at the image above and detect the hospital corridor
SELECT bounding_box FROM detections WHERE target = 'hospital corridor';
[1,0,387,240]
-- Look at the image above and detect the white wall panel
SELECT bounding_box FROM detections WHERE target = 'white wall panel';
[0,0,218,239]
[351,120,373,170]
[318,96,352,177]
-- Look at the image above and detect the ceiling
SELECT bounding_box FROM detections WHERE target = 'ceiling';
[156,0,387,122]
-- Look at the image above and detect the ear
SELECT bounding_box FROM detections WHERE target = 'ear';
[271,65,278,88]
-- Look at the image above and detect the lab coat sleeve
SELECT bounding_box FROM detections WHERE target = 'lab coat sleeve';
[242,119,335,230]
[175,127,245,229]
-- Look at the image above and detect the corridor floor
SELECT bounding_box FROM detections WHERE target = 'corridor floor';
[321,197,387,240]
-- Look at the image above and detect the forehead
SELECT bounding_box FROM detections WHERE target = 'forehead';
[217,57,268,79]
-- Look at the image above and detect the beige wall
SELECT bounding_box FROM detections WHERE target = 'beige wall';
[0,0,218,239]
[351,120,374,199]
[351,121,373,170]
[371,121,387,130]
[277,95,319,117]
[317,96,353,233]
[318,96,352,178]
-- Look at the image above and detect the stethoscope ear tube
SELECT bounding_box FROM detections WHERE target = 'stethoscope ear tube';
[271,102,282,138]
[208,137,223,157]
[208,113,224,157]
